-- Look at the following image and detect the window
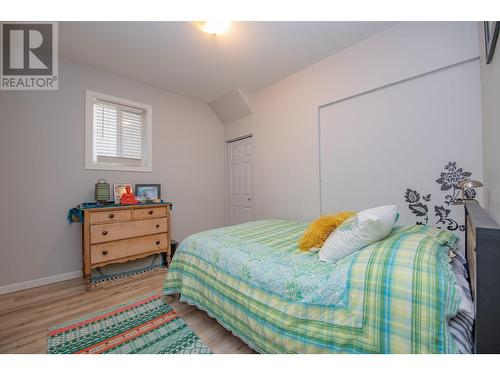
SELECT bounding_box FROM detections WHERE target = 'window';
[85,90,152,172]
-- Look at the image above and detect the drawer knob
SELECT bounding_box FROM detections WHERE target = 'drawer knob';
[149,210,154,215]
[108,213,114,219]
[156,224,160,228]
[156,240,161,245]
[102,230,108,236]
[102,250,108,256]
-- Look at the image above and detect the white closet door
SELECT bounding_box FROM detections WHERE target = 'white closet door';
[227,137,254,225]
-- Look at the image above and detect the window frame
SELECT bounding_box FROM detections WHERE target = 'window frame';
[85,90,153,172]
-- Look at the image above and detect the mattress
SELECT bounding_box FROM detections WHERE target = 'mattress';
[163,220,463,353]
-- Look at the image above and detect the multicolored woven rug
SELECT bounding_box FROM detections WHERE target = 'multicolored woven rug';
[47,294,211,354]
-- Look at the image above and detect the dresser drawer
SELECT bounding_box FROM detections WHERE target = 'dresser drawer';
[90,218,168,244]
[89,209,132,224]
[132,207,167,220]
[91,233,168,264]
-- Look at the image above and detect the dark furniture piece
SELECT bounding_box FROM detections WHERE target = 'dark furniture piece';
[170,240,179,264]
[464,201,500,353]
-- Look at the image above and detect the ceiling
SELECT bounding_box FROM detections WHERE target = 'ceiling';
[60,22,396,103]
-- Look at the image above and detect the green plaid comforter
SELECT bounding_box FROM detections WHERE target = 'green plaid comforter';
[163,220,461,353]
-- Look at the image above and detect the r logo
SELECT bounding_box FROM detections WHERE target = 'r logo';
[1,22,58,90]
[2,23,53,75]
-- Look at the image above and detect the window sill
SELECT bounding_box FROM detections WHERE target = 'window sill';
[85,162,152,173]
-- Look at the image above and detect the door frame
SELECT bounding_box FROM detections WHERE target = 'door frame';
[225,134,253,226]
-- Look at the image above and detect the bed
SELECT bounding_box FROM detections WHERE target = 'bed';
[163,218,474,353]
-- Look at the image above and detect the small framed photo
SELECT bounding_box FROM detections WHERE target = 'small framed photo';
[484,21,500,64]
[113,183,133,203]
[135,184,161,202]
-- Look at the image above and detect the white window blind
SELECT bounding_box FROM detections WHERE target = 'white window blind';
[93,100,144,164]
[85,90,152,172]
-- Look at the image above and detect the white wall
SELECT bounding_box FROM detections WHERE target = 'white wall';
[224,22,481,224]
[479,24,500,224]
[320,59,482,249]
[224,115,255,141]
[0,59,225,288]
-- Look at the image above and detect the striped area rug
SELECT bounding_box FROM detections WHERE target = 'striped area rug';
[47,294,211,354]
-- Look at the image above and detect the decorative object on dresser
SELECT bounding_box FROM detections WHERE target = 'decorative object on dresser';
[95,178,111,203]
[135,184,161,202]
[113,183,133,203]
[119,185,139,205]
[81,203,172,289]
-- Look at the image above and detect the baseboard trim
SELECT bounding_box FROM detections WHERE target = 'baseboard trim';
[0,271,82,295]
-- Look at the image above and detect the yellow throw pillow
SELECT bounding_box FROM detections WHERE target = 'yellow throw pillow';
[298,212,355,252]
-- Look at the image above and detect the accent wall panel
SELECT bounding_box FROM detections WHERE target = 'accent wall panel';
[319,59,482,250]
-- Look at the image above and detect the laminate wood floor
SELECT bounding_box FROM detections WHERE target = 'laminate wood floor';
[0,271,255,354]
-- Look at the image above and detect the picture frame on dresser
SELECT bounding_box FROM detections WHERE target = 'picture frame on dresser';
[135,184,161,202]
[113,183,133,203]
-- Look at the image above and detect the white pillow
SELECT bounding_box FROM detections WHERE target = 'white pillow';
[319,205,398,262]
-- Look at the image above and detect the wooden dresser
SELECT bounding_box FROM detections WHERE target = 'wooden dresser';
[82,203,171,285]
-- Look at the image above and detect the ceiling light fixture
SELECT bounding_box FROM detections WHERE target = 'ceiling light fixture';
[195,21,232,35]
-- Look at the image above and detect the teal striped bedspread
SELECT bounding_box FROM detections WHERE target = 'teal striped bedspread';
[163,220,461,353]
